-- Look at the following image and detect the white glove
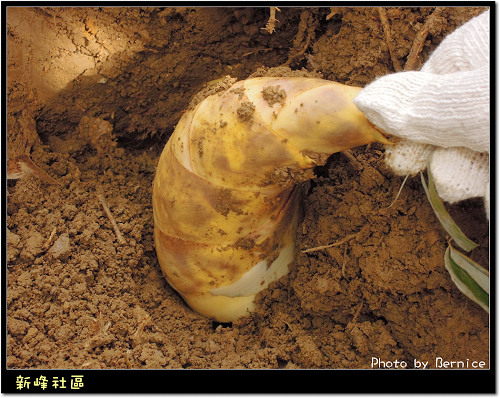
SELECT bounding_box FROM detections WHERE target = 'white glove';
[354,10,490,218]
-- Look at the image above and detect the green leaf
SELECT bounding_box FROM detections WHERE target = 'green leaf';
[444,245,489,313]
[448,245,489,294]
[420,171,478,252]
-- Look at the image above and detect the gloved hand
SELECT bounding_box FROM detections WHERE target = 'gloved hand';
[354,10,490,219]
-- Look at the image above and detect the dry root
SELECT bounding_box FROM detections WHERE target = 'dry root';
[41,227,57,251]
[301,232,360,254]
[97,193,127,245]
[262,7,280,34]
[378,7,403,72]
[284,9,318,66]
[405,7,445,70]
[7,155,61,185]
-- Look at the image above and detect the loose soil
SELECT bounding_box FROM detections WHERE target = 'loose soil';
[6,7,489,369]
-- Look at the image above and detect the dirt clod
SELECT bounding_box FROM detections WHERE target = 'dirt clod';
[261,85,287,107]
[236,101,256,122]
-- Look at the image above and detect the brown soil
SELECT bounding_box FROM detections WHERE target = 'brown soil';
[7,7,489,370]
